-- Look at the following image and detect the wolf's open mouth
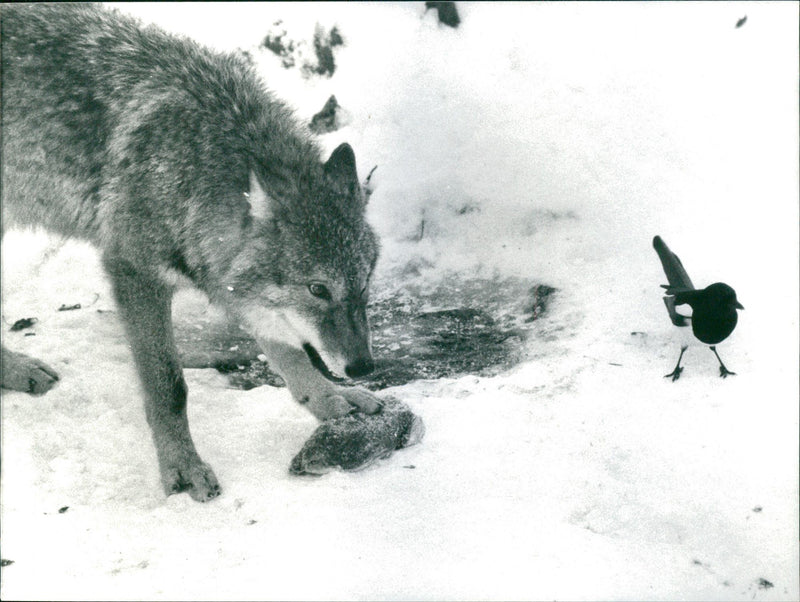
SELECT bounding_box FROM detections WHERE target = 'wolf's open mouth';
[302,343,345,383]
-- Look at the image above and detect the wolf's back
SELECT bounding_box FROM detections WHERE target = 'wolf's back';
[1,3,293,148]
[2,3,237,102]
[1,3,323,244]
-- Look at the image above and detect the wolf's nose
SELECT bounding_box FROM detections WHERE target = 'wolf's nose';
[345,358,375,378]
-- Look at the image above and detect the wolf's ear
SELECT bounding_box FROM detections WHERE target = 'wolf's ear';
[324,143,361,197]
[246,170,272,220]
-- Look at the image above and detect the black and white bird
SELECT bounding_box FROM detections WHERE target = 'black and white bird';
[653,235,744,381]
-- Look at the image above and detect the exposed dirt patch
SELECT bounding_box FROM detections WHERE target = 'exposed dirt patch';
[216,359,285,391]
[175,318,262,371]
[363,276,553,389]
[261,21,344,78]
[174,275,557,391]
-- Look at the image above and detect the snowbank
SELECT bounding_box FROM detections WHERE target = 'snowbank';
[2,2,797,600]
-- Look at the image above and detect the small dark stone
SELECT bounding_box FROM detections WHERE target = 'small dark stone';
[524,284,558,322]
[426,2,461,28]
[58,506,69,514]
[9,317,37,331]
[310,95,341,134]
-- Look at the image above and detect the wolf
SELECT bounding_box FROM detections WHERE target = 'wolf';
[0,3,382,501]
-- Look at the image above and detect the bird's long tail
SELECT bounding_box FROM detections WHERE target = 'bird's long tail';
[653,235,694,327]
[653,235,695,293]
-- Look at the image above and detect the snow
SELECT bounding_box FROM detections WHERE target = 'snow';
[2,2,798,600]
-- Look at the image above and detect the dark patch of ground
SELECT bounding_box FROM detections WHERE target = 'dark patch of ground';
[307,25,343,77]
[261,21,297,69]
[216,359,285,391]
[363,275,553,389]
[174,275,557,391]
[261,21,343,78]
[175,318,262,371]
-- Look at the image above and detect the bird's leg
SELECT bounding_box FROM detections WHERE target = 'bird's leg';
[709,346,736,378]
[664,345,688,382]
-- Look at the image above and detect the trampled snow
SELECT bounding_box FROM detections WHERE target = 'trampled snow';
[2,2,798,600]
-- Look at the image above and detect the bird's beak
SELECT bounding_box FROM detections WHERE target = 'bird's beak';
[735,301,744,310]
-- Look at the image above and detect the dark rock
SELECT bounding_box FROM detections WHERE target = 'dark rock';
[426,2,461,28]
[310,95,341,134]
[9,317,37,331]
[524,284,558,322]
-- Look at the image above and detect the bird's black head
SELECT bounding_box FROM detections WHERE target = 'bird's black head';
[704,282,744,311]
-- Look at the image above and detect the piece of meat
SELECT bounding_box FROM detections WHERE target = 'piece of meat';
[290,397,425,475]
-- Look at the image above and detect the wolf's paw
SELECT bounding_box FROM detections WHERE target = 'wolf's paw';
[0,349,60,395]
[305,386,384,421]
[306,393,353,421]
[161,457,221,502]
[335,386,384,415]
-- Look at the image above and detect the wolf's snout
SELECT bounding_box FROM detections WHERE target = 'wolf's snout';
[345,358,374,378]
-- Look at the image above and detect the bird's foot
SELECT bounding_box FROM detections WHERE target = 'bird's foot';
[664,366,683,382]
[664,346,687,382]
[710,346,736,379]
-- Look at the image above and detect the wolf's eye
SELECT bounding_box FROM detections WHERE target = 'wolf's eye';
[308,283,332,301]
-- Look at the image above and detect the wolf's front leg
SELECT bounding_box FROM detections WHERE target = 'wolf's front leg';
[259,341,383,420]
[1,347,60,394]
[104,257,221,502]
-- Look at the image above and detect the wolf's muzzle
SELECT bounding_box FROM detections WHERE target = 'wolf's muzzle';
[302,343,345,383]
[345,358,375,378]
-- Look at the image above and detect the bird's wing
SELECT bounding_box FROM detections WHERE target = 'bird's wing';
[663,296,690,327]
[653,235,695,291]
[673,288,706,307]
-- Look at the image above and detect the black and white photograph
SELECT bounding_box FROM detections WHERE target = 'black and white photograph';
[1,2,798,600]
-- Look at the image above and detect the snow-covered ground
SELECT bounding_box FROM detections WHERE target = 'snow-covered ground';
[2,2,798,600]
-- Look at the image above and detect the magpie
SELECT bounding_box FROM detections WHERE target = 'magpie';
[653,235,744,381]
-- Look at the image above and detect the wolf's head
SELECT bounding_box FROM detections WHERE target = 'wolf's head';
[225,143,379,381]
